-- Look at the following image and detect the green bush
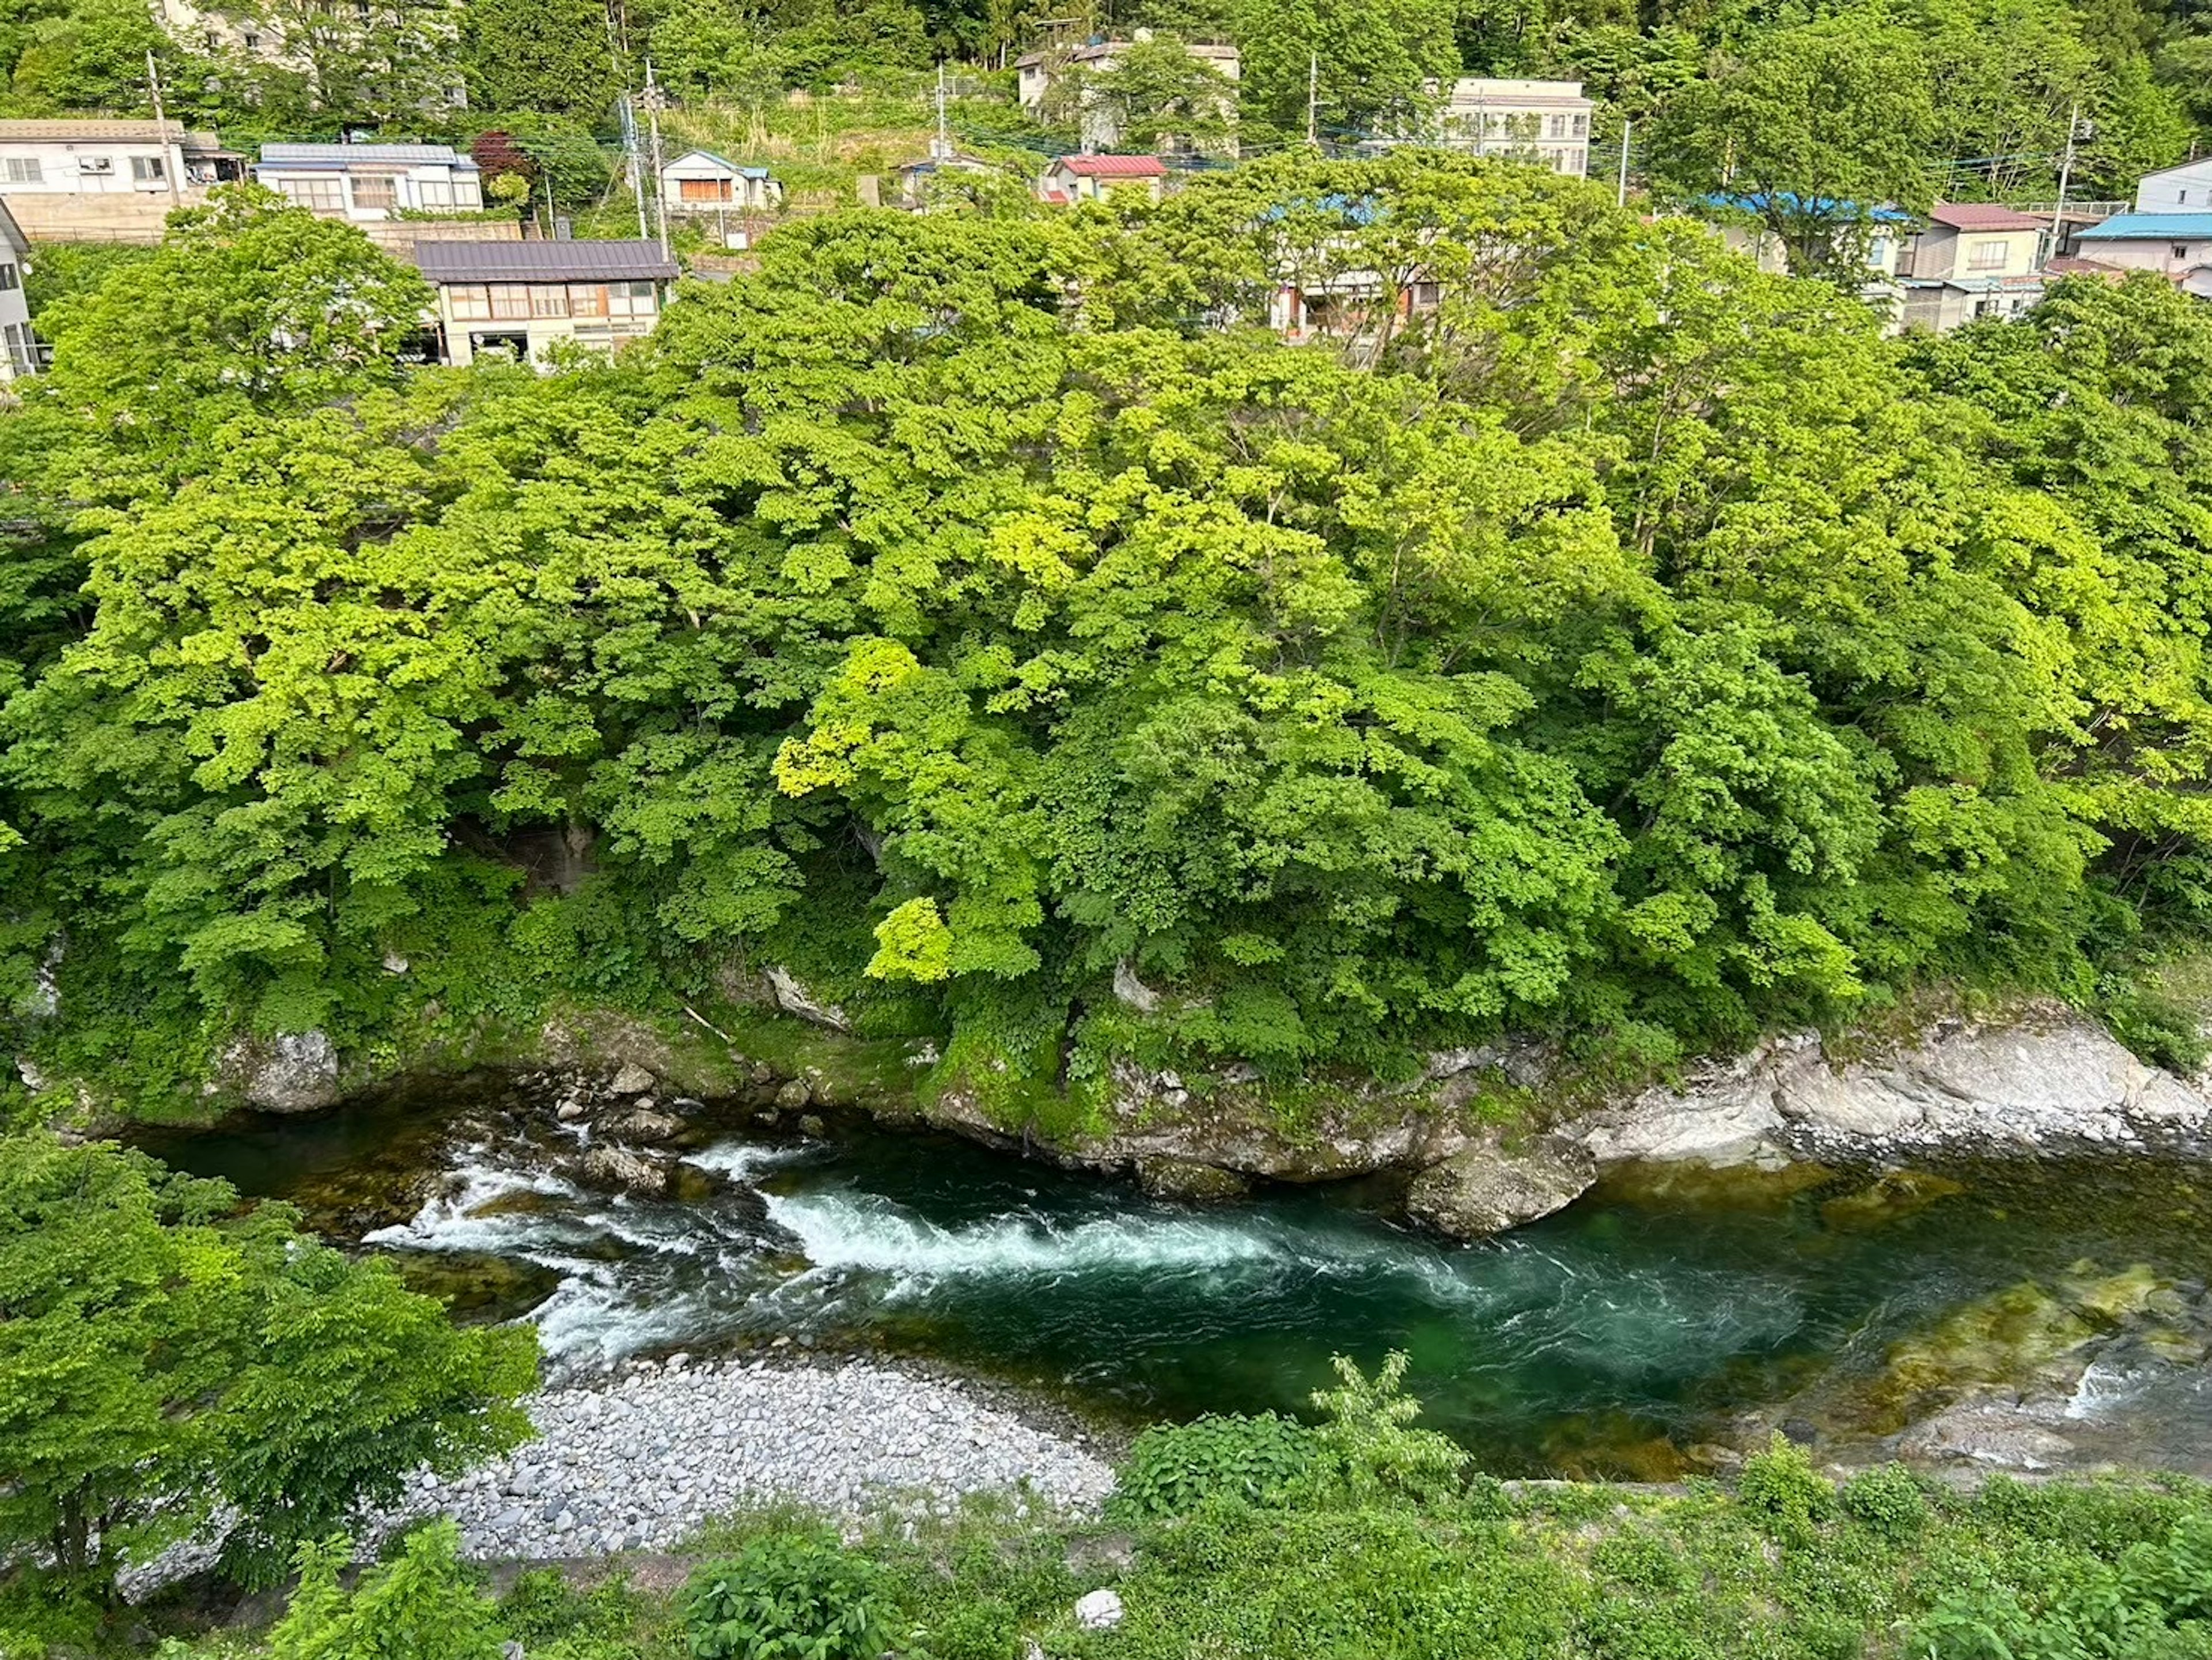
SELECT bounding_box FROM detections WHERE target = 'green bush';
[1840,1465,1928,1542]
[1737,1436,1835,1545]
[267,1524,501,1660]
[1306,1352,1467,1507]
[1109,1412,1319,1522]
[682,1529,898,1660]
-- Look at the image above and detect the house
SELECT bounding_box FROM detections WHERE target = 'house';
[2071,212,2212,298]
[254,142,482,221]
[0,198,39,383]
[1895,202,2050,331]
[1438,79,1592,179]
[2134,156,2212,213]
[891,150,1002,210]
[412,239,679,367]
[1016,32,1240,152]
[659,150,782,215]
[1039,154,1167,205]
[0,119,238,194]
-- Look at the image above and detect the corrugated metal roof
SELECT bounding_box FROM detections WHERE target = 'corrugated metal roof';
[260,142,474,167]
[1927,202,2046,232]
[0,118,224,150]
[1059,154,1166,176]
[2078,213,2212,240]
[413,239,680,283]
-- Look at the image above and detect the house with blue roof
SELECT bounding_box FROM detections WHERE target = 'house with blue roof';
[253,142,482,222]
[2071,212,2212,300]
[660,150,783,217]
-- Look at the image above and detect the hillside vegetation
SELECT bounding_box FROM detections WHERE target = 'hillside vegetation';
[4,159,2212,1124]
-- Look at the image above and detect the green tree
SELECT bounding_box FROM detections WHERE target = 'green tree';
[1652,9,1940,278]
[1234,0,1460,140]
[459,0,613,115]
[268,1523,504,1660]
[0,1133,535,1599]
[4,0,173,113]
[1051,33,1236,153]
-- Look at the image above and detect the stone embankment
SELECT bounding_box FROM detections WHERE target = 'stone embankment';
[385,1355,1116,1560]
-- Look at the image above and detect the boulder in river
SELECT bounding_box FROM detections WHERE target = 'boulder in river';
[1406,1136,1596,1239]
[578,1144,679,1197]
[220,1030,342,1114]
[608,1061,657,1096]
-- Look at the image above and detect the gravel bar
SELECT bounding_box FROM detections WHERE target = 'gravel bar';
[386,1354,1119,1560]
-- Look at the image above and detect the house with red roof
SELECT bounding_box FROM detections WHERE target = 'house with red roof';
[1039,153,1169,205]
[1896,202,2052,331]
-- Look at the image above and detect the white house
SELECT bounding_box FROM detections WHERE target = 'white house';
[1038,153,1167,205]
[2071,212,2212,298]
[414,239,679,368]
[658,150,782,215]
[0,198,39,383]
[2135,156,2212,213]
[1438,79,1592,179]
[1016,32,1240,152]
[254,142,482,221]
[0,118,238,193]
[1895,202,2050,331]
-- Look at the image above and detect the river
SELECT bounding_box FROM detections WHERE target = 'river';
[138,1084,2212,1479]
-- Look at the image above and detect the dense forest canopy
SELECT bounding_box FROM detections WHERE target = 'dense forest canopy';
[3,158,2212,1121]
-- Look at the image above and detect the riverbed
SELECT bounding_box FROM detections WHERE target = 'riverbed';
[140,1085,2212,1480]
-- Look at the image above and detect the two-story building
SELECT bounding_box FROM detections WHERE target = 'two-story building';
[1016,33,1240,152]
[0,119,237,194]
[414,239,679,367]
[254,142,483,221]
[1438,79,1592,179]
[1037,153,1168,205]
[0,199,39,383]
[658,150,782,217]
[1895,202,2050,331]
[2134,156,2212,214]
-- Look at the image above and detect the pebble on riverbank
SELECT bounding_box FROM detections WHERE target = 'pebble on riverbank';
[384,1355,1117,1561]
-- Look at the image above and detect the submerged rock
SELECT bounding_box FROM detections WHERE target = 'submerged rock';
[1819,1170,1967,1231]
[1406,1136,1596,1239]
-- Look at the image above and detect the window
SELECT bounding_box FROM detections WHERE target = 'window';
[0,263,16,292]
[418,178,459,209]
[567,284,608,316]
[454,178,482,209]
[78,156,113,175]
[528,283,569,317]
[1572,114,1587,135]
[1966,239,2006,271]
[447,283,490,320]
[130,155,165,183]
[2175,244,2192,260]
[241,28,260,47]
[488,285,531,320]
[1,158,37,184]
[680,177,732,203]
[350,173,397,210]
[606,281,657,318]
[277,176,344,211]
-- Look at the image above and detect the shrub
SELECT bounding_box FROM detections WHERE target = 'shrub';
[267,1524,502,1660]
[1306,1352,1467,1508]
[682,1529,899,1660]
[1110,1412,1319,1522]
[1736,1436,1834,1545]
[1840,1464,1927,1542]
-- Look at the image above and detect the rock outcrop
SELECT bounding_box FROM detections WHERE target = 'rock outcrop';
[1405,1136,1596,1238]
[218,1030,342,1114]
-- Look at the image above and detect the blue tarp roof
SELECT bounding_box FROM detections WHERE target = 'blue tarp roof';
[1700,191,1911,224]
[2078,213,2212,240]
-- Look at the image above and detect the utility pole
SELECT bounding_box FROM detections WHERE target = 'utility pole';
[1616,117,1631,208]
[609,13,648,240]
[931,62,952,161]
[2047,101,2082,270]
[1305,52,1319,148]
[145,50,180,206]
[642,58,669,256]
